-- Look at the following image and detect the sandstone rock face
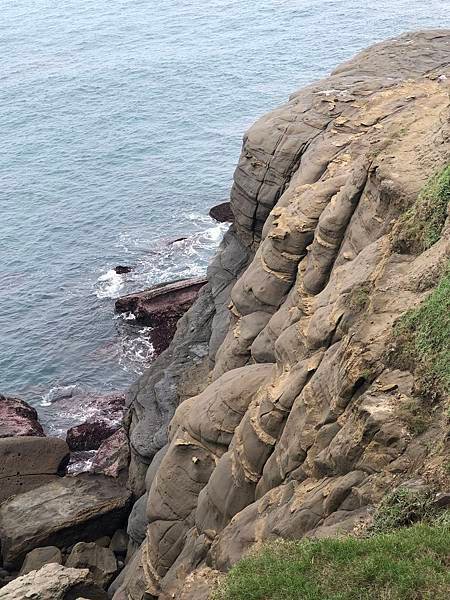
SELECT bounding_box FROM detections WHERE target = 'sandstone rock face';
[19,546,63,576]
[0,394,44,437]
[0,436,69,502]
[0,474,131,568]
[122,31,450,598]
[66,542,117,588]
[0,563,108,600]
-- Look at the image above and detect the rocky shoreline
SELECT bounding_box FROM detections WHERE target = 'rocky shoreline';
[1,31,450,600]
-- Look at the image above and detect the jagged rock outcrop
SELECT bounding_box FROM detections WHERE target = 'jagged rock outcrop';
[120,31,450,598]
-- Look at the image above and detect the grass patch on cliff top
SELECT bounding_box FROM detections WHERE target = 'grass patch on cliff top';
[392,262,450,401]
[393,164,450,254]
[214,521,450,600]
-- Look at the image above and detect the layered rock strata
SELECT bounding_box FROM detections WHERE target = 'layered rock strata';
[120,31,450,598]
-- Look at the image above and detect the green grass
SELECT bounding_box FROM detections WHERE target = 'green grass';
[392,262,450,401]
[393,164,450,254]
[214,521,450,600]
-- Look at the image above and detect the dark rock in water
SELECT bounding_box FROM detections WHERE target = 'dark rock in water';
[92,428,129,478]
[0,473,132,568]
[114,265,133,274]
[0,394,45,438]
[59,393,126,452]
[19,546,63,576]
[0,436,70,503]
[0,563,108,599]
[115,277,208,354]
[167,236,188,245]
[67,421,120,452]
[208,201,234,223]
[66,542,117,588]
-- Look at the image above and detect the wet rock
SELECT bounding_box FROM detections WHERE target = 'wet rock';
[67,421,119,452]
[0,563,108,599]
[63,394,126,452]
[66,542,117,588]
[91,429,129,478]
[114,266,132,274]
[0,474,131,568]
[0,436,69,503]
[0,394,44,437]
[109,530,128,556]
[19,546,63,576]
[115,277,208,354]
[209,201,234,223]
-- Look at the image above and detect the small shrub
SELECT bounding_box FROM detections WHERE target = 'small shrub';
[346,282,372,313]
[391,262,450,401]
[392,164,450,254]
[370,486,437,534]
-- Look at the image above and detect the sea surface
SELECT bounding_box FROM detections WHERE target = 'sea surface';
[1,0,449,428]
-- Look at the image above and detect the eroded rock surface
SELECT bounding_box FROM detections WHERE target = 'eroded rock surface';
[121,31,450,598]
[0,563,108,600]
[0,394,44,438]
[0,474,131,568]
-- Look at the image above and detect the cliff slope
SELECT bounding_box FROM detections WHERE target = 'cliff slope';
[119,30,450,599]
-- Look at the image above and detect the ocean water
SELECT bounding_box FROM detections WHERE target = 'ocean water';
[1,1,449,427]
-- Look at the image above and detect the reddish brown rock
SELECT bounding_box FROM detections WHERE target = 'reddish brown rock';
[92,429,130,478]
[209,201,234,223]
[0,394,44,438]
[115,277,207,354]
[62,394,126,452]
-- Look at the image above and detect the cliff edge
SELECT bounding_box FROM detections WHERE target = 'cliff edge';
[119,30,450,599]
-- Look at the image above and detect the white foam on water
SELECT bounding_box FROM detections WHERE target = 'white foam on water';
[40,383,79,407]
[94,268,125,299]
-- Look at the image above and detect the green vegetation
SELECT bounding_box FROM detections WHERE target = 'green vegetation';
[392,262,450,401]
[393,164,450,254]
[370,486,437,534]
[346,282,372,313]
[214,521,450,600]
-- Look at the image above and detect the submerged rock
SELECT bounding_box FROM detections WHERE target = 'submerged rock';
[114,265,133,274]
[0,474,131,568]
[0,563,108,599]
[0,394,44,438]
[115,277,207,354]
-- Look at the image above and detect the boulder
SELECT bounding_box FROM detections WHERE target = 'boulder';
[115,277,207,354]
[126,493,148,547]
[109,530,128,556]
[0,474,131,568]
[66,542,117,588]
[0,436,69,503]
[62,394,126,452]
[114,266,132,274]
[19,546,62,576]
[208,201,234,223]
[66,421,120,452]
[0,563,108,599]
[0,394,44,437]
[91,429,129,478]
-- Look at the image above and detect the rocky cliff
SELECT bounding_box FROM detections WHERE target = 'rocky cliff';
[118,31,450,599]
